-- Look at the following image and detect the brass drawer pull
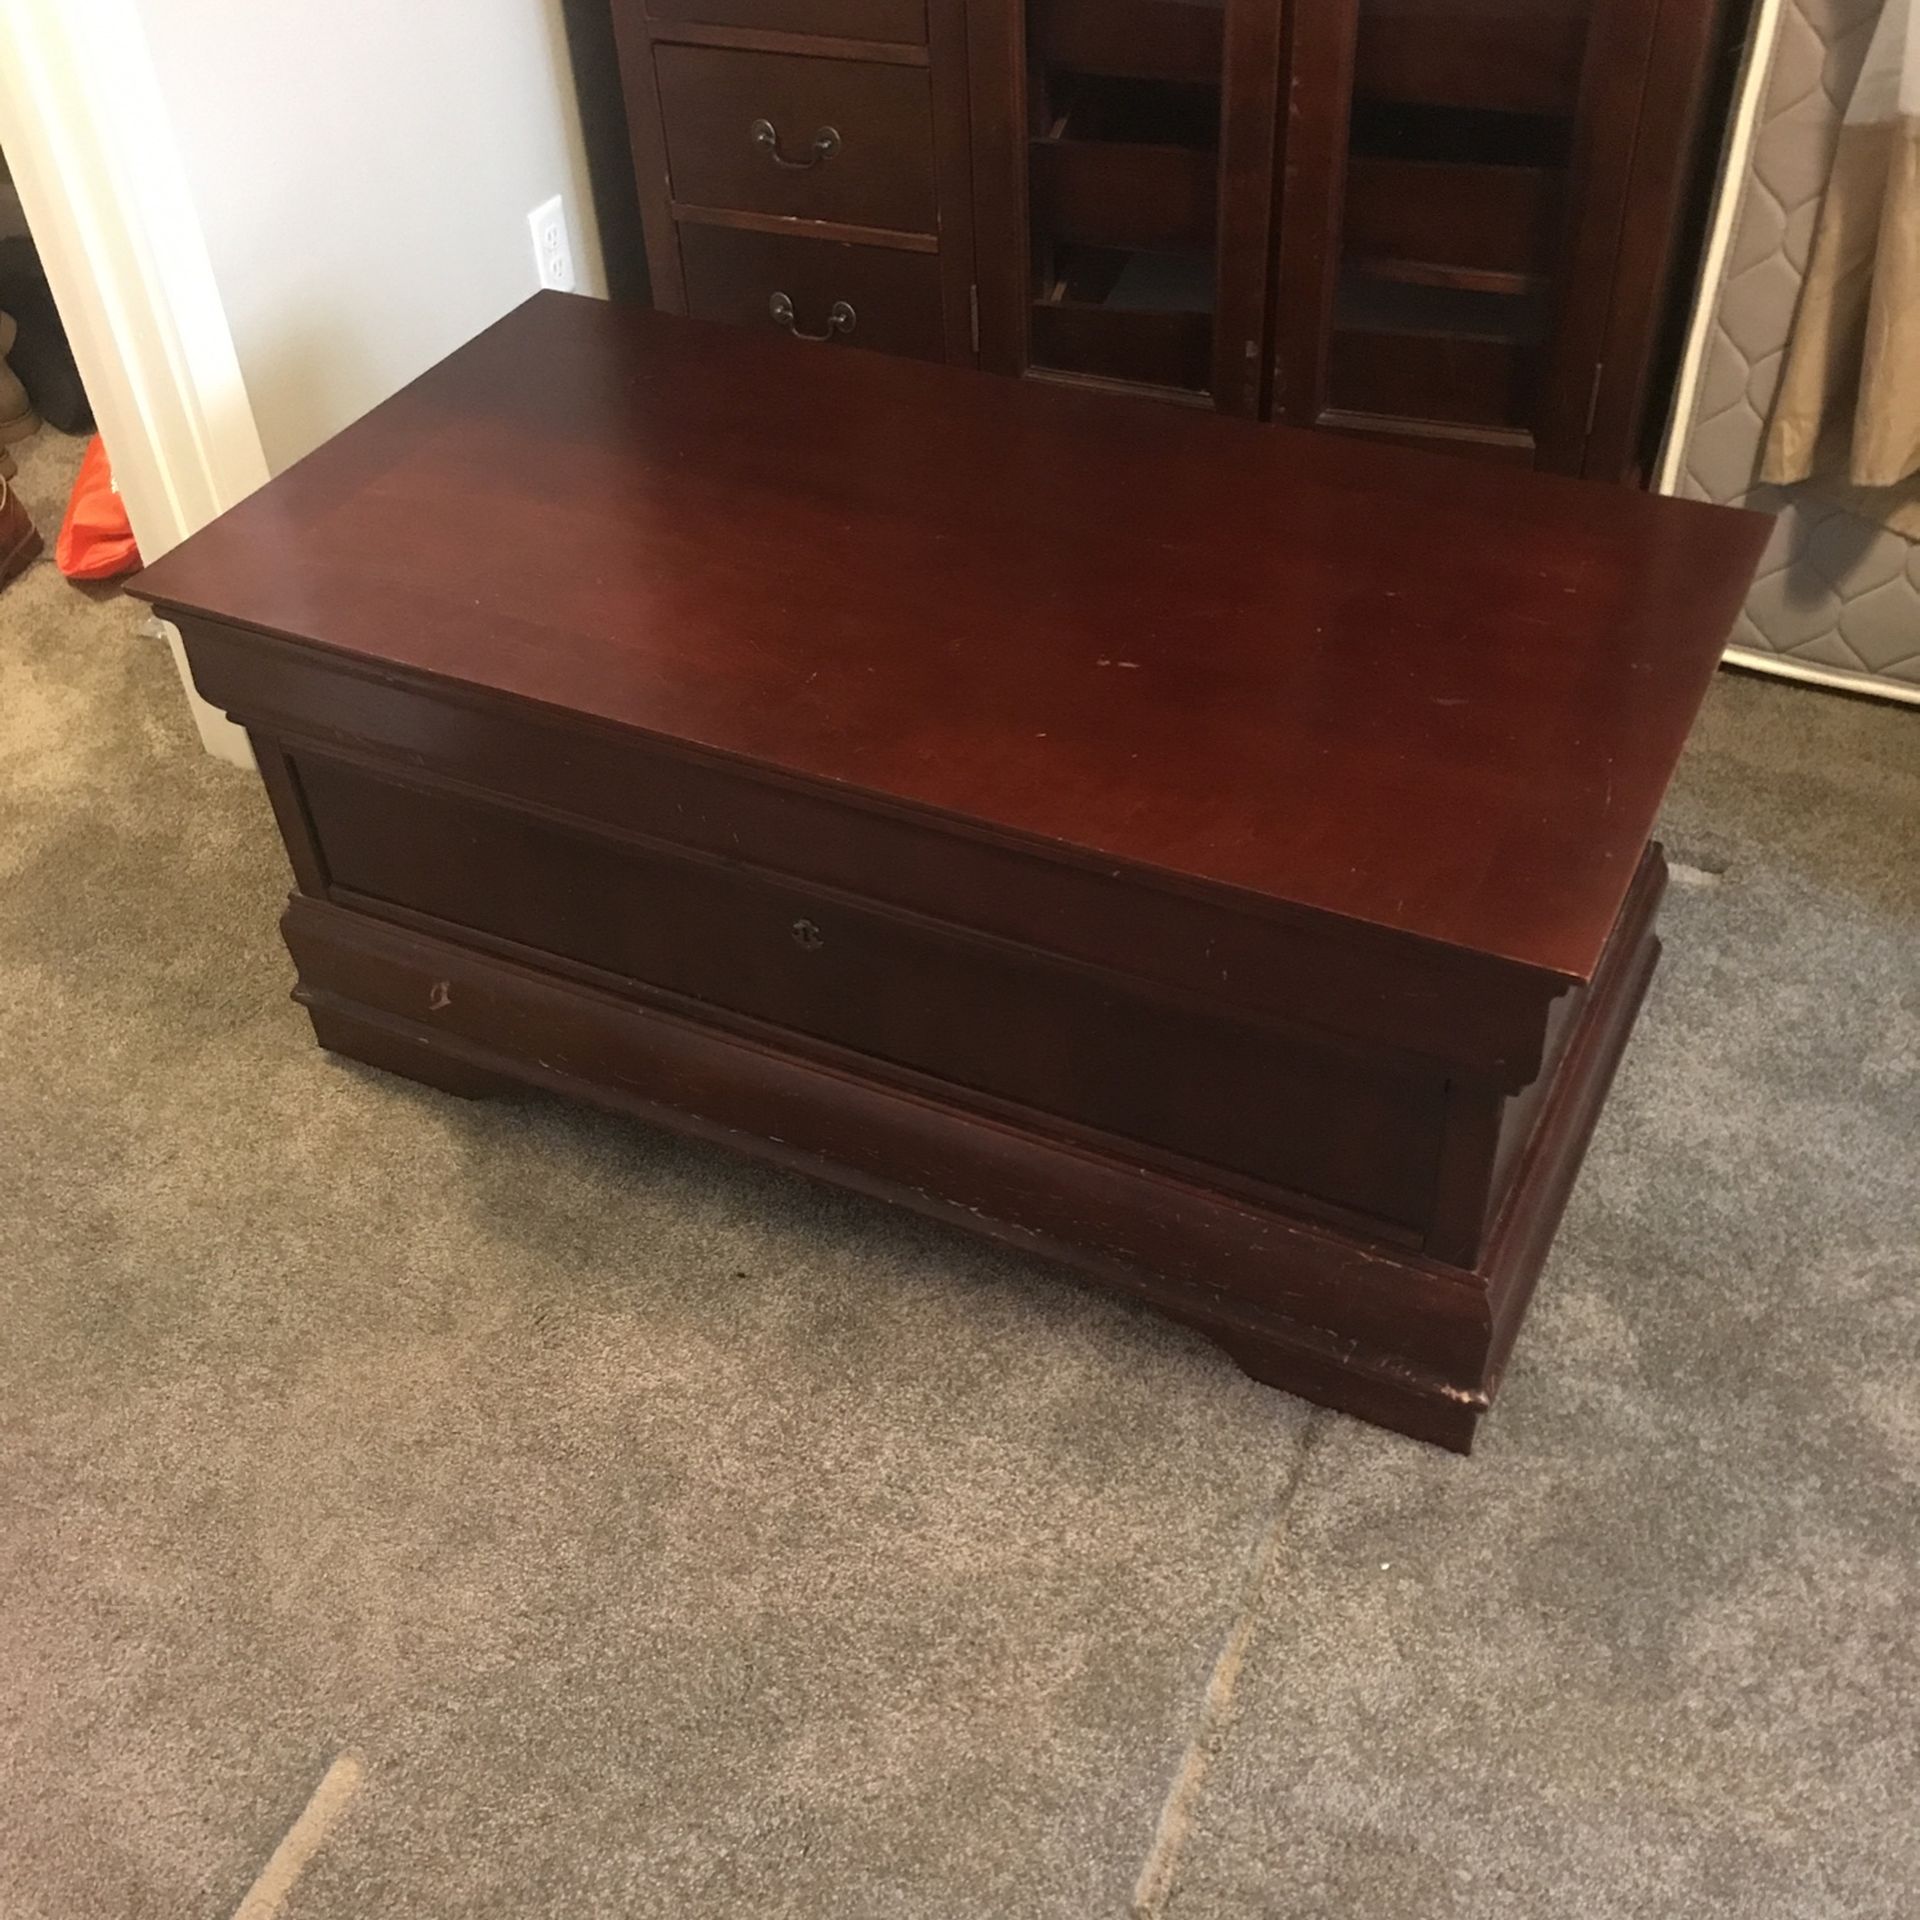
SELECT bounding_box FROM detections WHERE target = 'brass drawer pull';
[751,118,840,170]
[769,292,856,342]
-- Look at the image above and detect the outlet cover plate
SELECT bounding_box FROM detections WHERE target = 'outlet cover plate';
[529,196,575,293]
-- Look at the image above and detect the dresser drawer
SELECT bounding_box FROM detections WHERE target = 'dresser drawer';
[657,47,936,234]
[293,752,1444,1231]
[678,225,947,359]
[647,0,927,46]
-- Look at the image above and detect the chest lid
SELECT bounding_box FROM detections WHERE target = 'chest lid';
[131,293,1768,985]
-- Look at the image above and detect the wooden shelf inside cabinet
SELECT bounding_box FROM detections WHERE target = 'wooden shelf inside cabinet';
[1031,246,1214,394]
[1023,69,1225,394]
[646,0,931,47]
[1343,156,1556,296]
[1028,73,1222,261]
[1354,0,1591,117]
[1028,304,1216,395]
[1335,275,1548,345]
[1329,273,1545,431]
[966,0,1283,414]
[1266,0,1733,478]
[1340,99,1568,295]
[1030,141,1218,254]
[1032,0,1227,83]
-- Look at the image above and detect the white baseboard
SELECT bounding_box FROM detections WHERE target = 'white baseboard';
[1722,646,1920,707]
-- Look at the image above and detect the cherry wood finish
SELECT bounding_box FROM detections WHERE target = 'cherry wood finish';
[647,23,930,59]
[134,299,1768,981]
[295,747,1449,1231]
[1027,299,1212,394]
[1208,0,1286,412]
[1343,158,1558,291]
[678,222,948,354]
[647,0,929,47]
[1028,139,1217,255]
[1327,325,1534,432]
[611,0,1731,474]
[276,865,1659,1454]
[612,0,976,362]
[654,45,939,232]
[1354,0,1591,114]
[1034,0,1225,84]
[1273,0,1733,476]
[132,296,1768,1448]
[1584,0,1742,482]
[971,0,1287,414]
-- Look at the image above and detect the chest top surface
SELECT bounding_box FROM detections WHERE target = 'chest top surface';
[132,293,1769,982]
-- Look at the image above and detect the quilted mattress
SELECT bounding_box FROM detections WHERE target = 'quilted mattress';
[1667,0,1920,698]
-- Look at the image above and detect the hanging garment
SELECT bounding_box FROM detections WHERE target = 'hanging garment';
[1761,0,1920,535]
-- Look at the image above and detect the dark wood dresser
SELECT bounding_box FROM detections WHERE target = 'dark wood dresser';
[131,294,1768,1450]
[609,0,1736,478]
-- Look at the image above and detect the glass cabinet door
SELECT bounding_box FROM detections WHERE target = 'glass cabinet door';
[1273,0,1650,469]
[970,0,1714,467]
[972,0,1286,415]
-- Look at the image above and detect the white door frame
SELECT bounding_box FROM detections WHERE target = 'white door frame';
[0,0,270,763]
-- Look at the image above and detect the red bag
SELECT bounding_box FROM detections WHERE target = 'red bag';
[56,435,142,580]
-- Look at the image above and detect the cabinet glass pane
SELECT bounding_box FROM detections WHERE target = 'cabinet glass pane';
[1328,0,1594,437]
[1024,0,1227,396]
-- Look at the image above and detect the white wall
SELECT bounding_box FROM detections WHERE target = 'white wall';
[137,0,608,474]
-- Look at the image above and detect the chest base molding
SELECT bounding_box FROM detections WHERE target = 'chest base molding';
[281,864,1661,1455]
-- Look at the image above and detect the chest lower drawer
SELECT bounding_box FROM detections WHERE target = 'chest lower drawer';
[678,225,947,359]
[657,46,936,234]
[292,751,1444,1232]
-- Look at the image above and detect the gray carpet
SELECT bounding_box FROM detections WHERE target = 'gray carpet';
[2,423,1915,1919]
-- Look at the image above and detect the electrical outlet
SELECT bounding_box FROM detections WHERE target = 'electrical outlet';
[528,195,575,292]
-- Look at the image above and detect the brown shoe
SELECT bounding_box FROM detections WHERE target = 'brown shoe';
[0,473,43,587]
[0,316,38,447]
[0,312,38,445]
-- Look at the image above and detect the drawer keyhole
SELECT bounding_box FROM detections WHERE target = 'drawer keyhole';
[791,917,825,952]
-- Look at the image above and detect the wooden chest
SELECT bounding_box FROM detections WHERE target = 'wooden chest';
[131,294,1768,1450]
